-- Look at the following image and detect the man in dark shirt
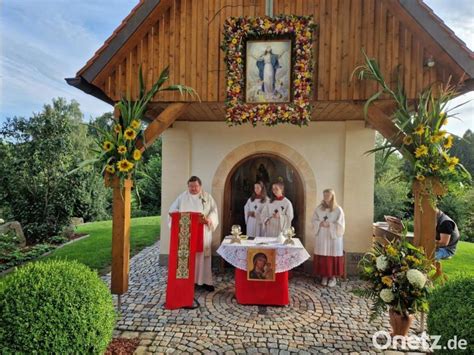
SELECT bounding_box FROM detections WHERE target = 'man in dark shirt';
[435,209,460,260]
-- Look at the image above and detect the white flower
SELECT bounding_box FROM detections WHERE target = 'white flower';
[380,288,395,303]
[0,218,4,224]
[376,255,389,271]
[407,269,427,288]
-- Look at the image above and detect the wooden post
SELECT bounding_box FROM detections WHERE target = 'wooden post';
[107,102,188,295]
[413,178,445,259]
[108,177,133,294]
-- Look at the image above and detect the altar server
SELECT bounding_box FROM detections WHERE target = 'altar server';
[244,181,269,238]
[312,188,345,287]
[262,181,294,238]
[169,176,219,291]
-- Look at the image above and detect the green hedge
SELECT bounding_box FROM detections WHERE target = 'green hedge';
[428,276,474,354]
[0,260,115,354]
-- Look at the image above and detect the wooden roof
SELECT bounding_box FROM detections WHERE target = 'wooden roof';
[67,0,474,121]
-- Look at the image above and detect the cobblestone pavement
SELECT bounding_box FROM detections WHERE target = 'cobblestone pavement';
[103,243,426,354]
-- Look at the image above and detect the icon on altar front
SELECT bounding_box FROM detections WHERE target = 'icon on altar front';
[247,248,276,281]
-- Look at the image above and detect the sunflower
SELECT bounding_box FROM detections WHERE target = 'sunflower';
[130,119,141,130]
[444,135,453,149]
[403,135,413,145]
[105,164,115,174]
[429,163,439,171]
[114,124,122,134]
[117,159,134,172]
[382,276,393,287]
[124,128,137,141]
[416,174,426,181]
[414,124,425,136]
[102,141,114,152]
[133,149,142,161]
[415,145,428,158]
[117,145,127,155]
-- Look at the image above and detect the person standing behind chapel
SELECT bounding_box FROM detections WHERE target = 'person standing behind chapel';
[262,181,294,238]
[168,176,219,292]
[244,181,269,238]
[312,188,345,288]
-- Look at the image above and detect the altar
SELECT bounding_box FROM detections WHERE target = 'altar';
[217,237,309,306]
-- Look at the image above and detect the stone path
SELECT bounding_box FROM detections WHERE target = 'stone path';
[103,243,426,354]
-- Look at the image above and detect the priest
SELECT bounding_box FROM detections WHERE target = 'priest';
[169,176,219,292]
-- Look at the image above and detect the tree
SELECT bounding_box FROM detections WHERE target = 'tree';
[0,98,109,242]
[373,134,411,222]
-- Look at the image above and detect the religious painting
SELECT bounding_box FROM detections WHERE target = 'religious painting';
[247,248,276,281]
[246,40,291,103]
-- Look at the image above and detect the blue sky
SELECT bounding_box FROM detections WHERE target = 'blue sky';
[1,0,473,135]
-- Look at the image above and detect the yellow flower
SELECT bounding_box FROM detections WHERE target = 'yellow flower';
[236,57,242,64]
[103,141,114,152]
[382,276,393,287]
[276,23,283,30]
[386,245,397,256]
[117,145,127,155]
[448,156,459,171]
[414,124,425,136]
[105,164,115,174]
[415,145,428,158]
[403,135,413,145]
[117,159,134,172]
[231,38,238,45]
[124,128,137,141]
[430,163,439,171]
[416,174,425,181]
[133,149,142,161]
[130,119,141,130]
[114,124,122,134]
[444,135,453,149]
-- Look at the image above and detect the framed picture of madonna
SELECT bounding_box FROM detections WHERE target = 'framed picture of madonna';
[245,39,291,103]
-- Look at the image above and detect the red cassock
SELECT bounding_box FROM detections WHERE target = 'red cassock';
[165,212,204,309]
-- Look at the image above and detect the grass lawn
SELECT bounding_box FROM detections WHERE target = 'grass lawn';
[440,241,474,279]
[42,216,160,274]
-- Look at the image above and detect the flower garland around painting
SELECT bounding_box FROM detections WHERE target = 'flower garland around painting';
[221,15,316,126]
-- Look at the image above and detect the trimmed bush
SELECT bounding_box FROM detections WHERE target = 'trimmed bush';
[428,276,474,354]
[0,259,115,354]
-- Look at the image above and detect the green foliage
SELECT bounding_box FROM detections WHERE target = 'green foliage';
[136,153,162,217]
[438,187,474,242]
[450,130,474,177]
[374,134,410,221]
[428,276,474,354]
[0,260,115,353]
[0,98,110,243]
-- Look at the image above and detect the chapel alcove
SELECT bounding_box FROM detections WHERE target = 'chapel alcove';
[222,153,305,243]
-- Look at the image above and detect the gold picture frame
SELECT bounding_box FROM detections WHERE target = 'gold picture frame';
[247,248,276,282]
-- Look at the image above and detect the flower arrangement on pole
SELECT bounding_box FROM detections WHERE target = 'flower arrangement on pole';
[72,66,196,194]
[353,52,471,204]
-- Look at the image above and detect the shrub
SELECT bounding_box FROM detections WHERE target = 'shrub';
[0,260,115,353]
[428,276,474,354]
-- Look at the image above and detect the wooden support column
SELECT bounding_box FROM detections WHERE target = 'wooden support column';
[413,179,445,259]
[110,177,133,294]
[109,102,188,295]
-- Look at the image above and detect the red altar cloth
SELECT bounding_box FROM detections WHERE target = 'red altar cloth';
[234,268,289,306]
[166,212,204,310]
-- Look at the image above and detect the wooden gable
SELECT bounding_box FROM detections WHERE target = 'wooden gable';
[69,0,473,121]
